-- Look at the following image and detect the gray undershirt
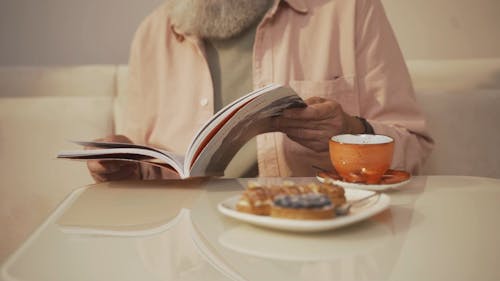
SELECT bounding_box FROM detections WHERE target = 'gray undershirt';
[204,21,260,178]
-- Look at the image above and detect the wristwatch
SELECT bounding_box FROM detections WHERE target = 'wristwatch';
[355,116,374,134]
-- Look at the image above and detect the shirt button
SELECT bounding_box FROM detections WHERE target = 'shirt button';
[200,98,208,107]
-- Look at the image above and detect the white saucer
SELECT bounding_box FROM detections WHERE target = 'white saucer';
[316,174,411,191]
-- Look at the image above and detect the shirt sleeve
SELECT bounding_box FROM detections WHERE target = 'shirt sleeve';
[355,0,434,173]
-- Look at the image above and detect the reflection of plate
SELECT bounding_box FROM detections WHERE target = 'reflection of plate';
[316,170,411,191]
[218,221,391,261]
[217,189,390,232]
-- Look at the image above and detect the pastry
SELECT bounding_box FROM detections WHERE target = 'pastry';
[236,187,272,216]
[236,181,345,219]
[268,185,301,198]
[270,194,335,220]
[307,182,346,206]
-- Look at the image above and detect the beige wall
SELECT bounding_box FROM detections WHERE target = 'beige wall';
[0,0,163,65]
[383,0,500,60]
[0,0,499,65]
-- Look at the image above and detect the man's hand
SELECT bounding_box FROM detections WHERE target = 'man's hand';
[273,97,365,152]
[86,135,141,183]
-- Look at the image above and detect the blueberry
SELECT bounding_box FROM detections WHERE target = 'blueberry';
[273,194,332,209]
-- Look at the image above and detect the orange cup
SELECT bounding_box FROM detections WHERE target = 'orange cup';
[329,134,394,184]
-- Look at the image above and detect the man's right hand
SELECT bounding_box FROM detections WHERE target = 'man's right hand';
[86,135,141,183]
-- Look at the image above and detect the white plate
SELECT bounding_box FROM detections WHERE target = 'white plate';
[316,175,411,191]
[217,189,390,232]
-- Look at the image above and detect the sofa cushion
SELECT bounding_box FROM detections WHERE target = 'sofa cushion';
[0,96,114,262]
[0,65,117,97]
[417,89,500,178]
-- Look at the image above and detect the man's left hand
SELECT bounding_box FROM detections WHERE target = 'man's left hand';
[273,97,365,152]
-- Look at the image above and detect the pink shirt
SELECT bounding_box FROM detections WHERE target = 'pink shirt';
[116,0,434,178]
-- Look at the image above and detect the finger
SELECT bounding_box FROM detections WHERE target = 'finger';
[284,127,332,141]
[88,160,115,174]
[287,137,329,153]
[96,134,132,143]
[160,167,182,179]
[84,135,132,151]
[109,135,133,143]
[283,100,339,120]
[85,135,133,150]
[105,165,140,181]
[94,164,140,182]
[282,106,321,120]
[87,160,135,174]
[276,118,334,130]
[304,96,327,105]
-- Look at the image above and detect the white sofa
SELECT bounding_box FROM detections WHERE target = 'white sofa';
[1,59,499,262]
[0,66,119,262]
[408,59,500,177]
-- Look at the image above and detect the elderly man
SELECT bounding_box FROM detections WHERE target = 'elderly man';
[88,0,433,182]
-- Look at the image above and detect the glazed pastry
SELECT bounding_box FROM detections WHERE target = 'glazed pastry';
[320,183,346,206]
[268,185,299,198]
[236,187,272,216]
[307,183,346,206]
[270,194,335,220]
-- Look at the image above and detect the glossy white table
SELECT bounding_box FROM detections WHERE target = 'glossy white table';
[1,176,499,281]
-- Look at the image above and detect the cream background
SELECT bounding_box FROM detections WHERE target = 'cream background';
[0,0,164,66]
[383,0,500,60]
[0,0,499,65]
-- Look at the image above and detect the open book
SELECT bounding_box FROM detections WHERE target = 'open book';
[57,84,306,178]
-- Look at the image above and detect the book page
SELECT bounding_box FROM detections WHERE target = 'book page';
[71,140,171,153]
[188,86,305,177]
[57,147,187,177]
[184,84,279,170]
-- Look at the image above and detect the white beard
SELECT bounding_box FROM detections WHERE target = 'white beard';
[166,0,273,39]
